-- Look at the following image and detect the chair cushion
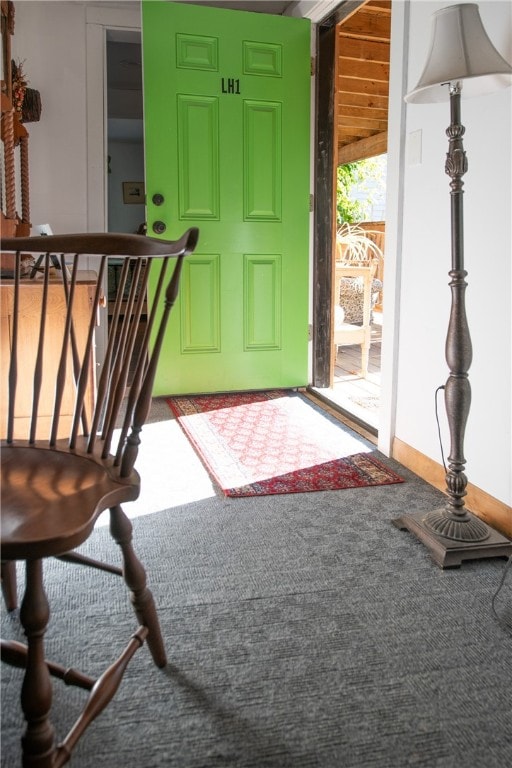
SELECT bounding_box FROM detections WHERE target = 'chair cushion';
[334,304,345,328]
[338,277,383,324]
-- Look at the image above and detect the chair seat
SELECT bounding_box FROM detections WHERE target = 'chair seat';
[1,443,139,561]
[334,322,369,345]
[335,320,366,332]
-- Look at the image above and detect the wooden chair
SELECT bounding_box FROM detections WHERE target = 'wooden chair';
[333,264,375,378]
[0,229,198,766]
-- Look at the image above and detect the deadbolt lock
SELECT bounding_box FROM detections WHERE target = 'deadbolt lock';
[152,221,166,235]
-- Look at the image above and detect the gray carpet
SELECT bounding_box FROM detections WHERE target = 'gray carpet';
[2,397,511,767]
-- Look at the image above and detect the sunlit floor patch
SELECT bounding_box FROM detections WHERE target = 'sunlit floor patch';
[96,417,217,527]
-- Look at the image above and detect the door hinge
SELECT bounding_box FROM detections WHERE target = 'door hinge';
[309,193,314,212]
[311,56,315,76]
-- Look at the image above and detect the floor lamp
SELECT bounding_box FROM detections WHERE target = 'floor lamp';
[393,3,512,567]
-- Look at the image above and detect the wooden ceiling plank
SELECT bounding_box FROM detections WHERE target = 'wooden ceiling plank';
[337,37,390,63]
[334,2,390,165]
[338,116,388,130]
[337,105,388,120]
[338,126,375,139]
[338,13,390,43]
[338,77,389,98]
[337,103,387,119]
[338,59,390,82]
[338,91,388,109]
[337,97,387,111]
[348,7,392,23]
[338,119,388,131]
[363,2,392,17]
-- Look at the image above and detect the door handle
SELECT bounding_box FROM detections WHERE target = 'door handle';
[152,221,166,235]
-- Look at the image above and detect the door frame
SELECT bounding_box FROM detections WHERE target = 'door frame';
[312,0,371,389]
[312,0,409,457]
[85,3,141,233]
[85,3,141,366]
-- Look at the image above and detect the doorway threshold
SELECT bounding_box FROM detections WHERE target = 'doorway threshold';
[305,387,377,446]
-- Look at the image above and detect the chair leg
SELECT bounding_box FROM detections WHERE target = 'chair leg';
[109,505,167,668]
[19,559,56,766]
[361,332,371,379]
[1,560,18,611]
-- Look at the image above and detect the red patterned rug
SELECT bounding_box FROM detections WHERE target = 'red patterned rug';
[166,390,404,497]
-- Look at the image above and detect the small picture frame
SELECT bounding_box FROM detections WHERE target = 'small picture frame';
[122,181,145,204]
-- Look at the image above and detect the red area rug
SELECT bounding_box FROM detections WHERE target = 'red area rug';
[166,390,404,497]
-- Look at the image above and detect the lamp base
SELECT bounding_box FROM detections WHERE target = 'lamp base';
[393,509,512,568]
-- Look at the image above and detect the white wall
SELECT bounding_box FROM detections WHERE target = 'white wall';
[11,0,140,233]
[11,0,512,507]
[397,0,511,505]
[12,1,90,233]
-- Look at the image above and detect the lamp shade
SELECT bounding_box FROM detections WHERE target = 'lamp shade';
[405,3,512,103]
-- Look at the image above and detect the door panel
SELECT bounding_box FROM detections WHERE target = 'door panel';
[177,95,219,219]
[244,254,281,349]
[181,256,221,352]
[244,101,282,220]
[142,1,310,395]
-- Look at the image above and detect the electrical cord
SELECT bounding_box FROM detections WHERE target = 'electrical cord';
[491,555,512,635]
[434,385,447,472]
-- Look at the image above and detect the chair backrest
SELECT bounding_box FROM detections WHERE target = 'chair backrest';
[0,229,198,477]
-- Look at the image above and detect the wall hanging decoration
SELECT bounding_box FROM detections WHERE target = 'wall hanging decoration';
[1,4,32,237]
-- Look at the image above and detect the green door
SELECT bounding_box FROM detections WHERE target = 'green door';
[142,1,310,395]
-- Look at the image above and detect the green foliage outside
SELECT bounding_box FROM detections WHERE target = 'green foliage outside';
[336,155,386,225]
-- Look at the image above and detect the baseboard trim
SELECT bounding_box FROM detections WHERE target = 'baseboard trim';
[392,438,512,539]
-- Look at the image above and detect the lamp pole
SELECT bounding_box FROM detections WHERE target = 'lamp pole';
[422,83,488,542]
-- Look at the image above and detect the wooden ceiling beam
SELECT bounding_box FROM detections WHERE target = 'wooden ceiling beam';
[337,131,388,164]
